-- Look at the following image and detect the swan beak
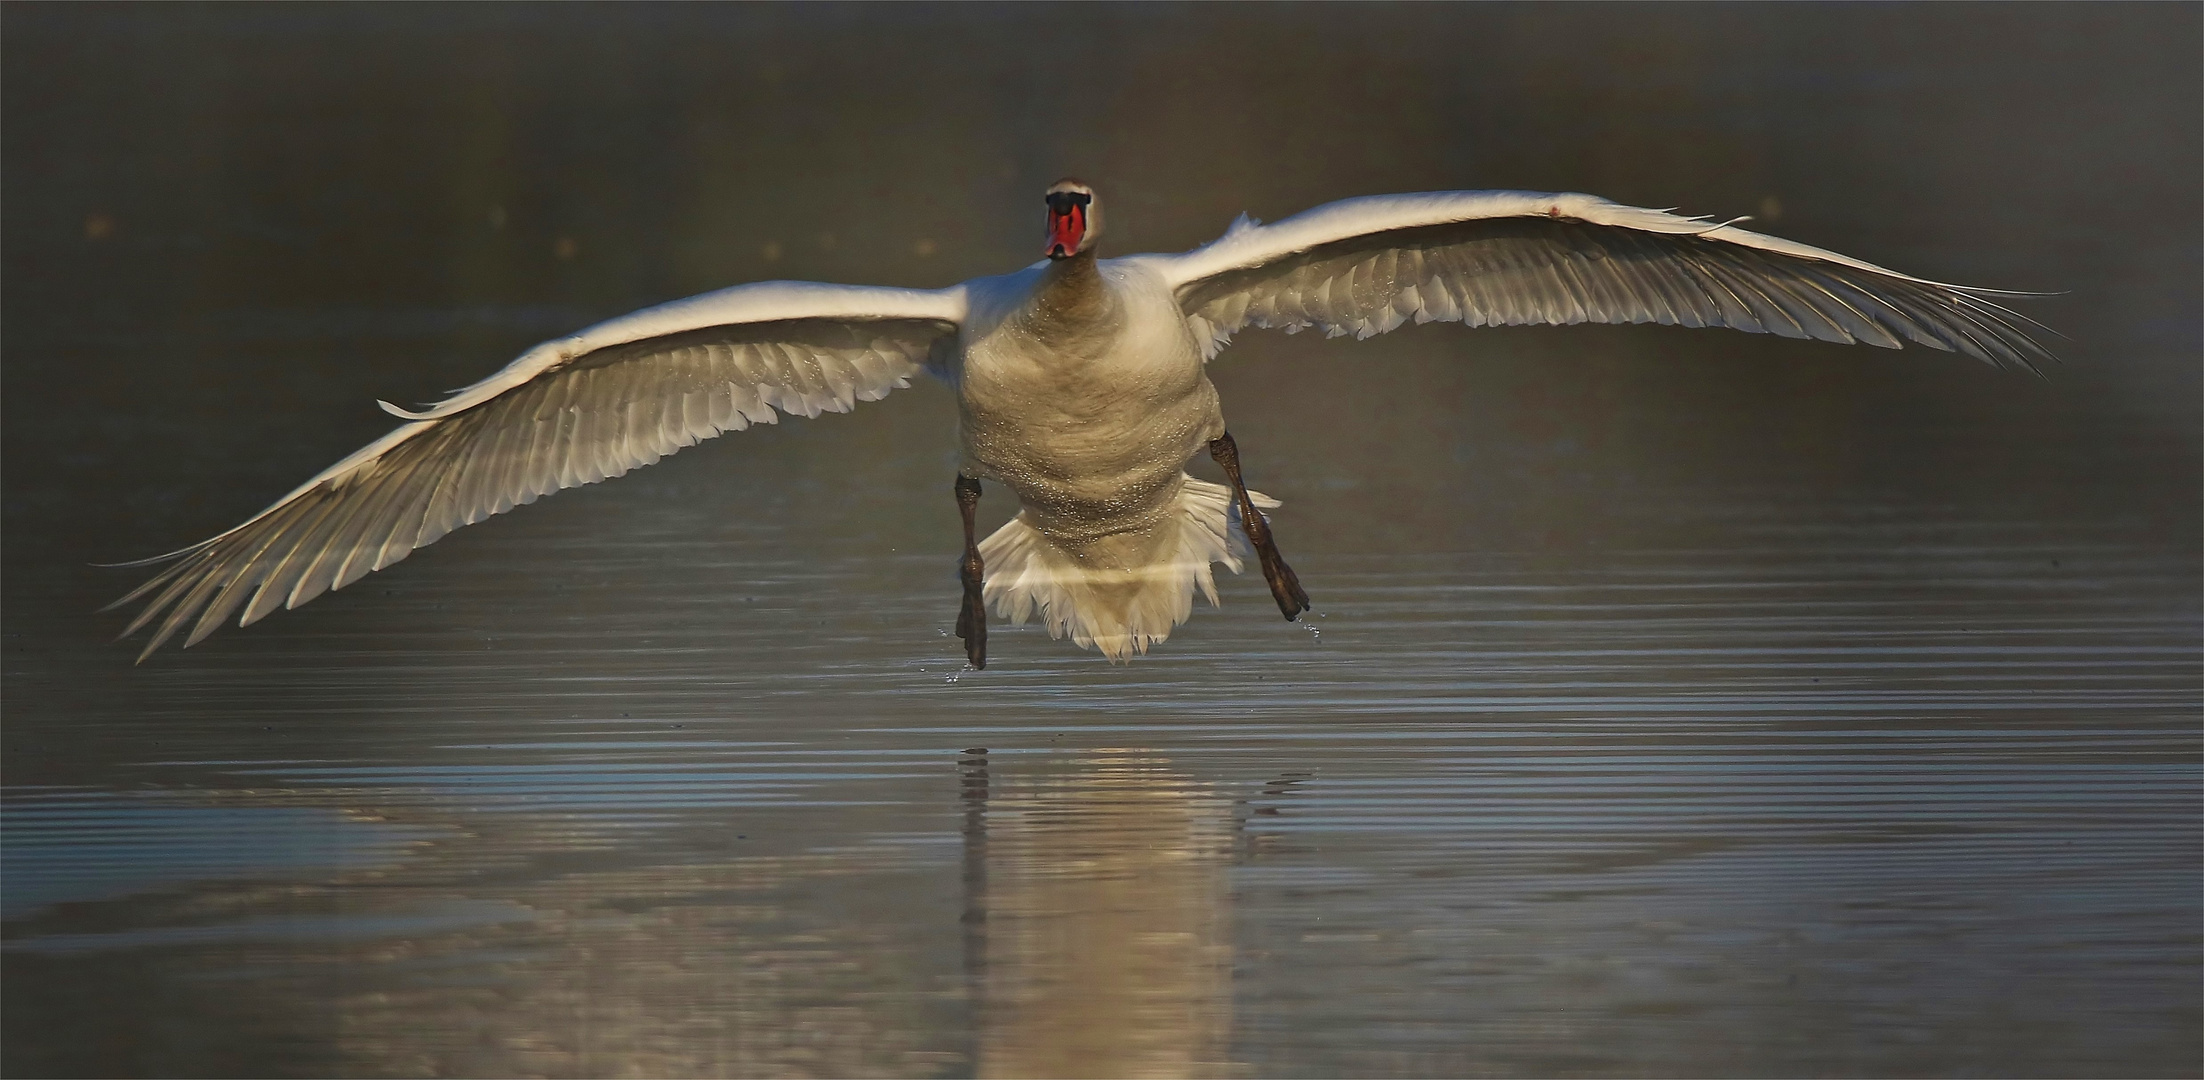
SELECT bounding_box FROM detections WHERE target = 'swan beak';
[1046,203,1086,259]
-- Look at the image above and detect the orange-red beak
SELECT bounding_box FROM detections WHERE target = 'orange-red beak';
[1047,204,1085,259]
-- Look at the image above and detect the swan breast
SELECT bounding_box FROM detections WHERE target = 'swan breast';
[956,261,1222,531]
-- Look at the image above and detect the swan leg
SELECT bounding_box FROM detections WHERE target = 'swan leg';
[954,474,987,668]
[1209,432,1311,621]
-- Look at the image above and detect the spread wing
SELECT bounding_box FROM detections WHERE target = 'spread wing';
[110,280,965,659]
[1152,190,2053,371]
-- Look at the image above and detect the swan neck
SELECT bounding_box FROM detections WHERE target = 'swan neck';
[1029,249,1112,339]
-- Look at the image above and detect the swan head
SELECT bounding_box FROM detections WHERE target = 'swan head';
[1045,178,1100,260]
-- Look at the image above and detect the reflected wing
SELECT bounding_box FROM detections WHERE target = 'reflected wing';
[112,281,964,659]
[1154,190,2052,370]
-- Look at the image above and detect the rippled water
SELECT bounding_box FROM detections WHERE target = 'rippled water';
[6,517,2197,1075]
[6,5,2199,1077]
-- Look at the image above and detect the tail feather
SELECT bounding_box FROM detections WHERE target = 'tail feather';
[978,475,1278,662]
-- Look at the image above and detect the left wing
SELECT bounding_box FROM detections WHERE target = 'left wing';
[1149,190,2052,371]
[108,280,964,659]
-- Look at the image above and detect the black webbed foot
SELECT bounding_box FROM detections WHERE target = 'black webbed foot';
[1208,431,1311,621]
[956,548,987,668]
[953,475,987,669]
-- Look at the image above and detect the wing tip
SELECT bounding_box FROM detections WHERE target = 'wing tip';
[92,546,208,571]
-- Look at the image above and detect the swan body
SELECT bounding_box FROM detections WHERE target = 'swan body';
[955,251,1253,659]
[110,183,2053,664]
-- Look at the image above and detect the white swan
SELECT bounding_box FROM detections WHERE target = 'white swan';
[110,180,2053,664]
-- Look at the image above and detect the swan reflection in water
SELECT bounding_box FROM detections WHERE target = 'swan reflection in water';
[12,749,1252,1076]
[960,748,1239,1079]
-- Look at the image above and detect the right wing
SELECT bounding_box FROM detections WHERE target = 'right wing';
[110,280,966,659]
[1148,191,2053,371]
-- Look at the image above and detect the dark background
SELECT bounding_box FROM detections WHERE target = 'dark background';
[6,3,2196,576]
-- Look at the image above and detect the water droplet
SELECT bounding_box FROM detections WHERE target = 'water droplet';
[1304,623,1321,641]
[944,673,960,684]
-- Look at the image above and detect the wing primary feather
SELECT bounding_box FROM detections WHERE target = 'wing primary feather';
[1936,300,2037,370]
[1868,284,1973,356]
[1788,264,1913,348]
[512,376,558,498]
[484,379,539,515]
[1923,305,2015,367]
[632,353,679,458]
[486,387,533,516]
[241,484,361,624]
[298,461,414,605]
[338,452,436,586]
[765,342,815,412]
[1789,265,1895,346]
[1429,247,1484,327]
[184,499,326,648]
[1631,235,1728,329]
[1521,241,1583,325]
[181,497,324,635]
[1562,231,1648,326]
[1560,243,1612,325]
[187,558,271,648]
[283,470,398,610]
[1699,251,1817,339]
[603,363,647,476]
[141,569,233,660]
[117,555,210,639]
[104,555,197,613]
[1691,251,1800,337]
[1527,240,1590,325]
[546,384,587,492]
[1469,239,1531,325]
[1795,264,1914,348]
[444,399,498,528]
[1952,292,2067,362]
[705,371,739,432]
[1418,258,1463,323]
[1463,240,1525,325]
[1872,281,1978,353]
[1739,249,1867,345]
[360,460,437,575]
[95,539,219,572]
[415,426,472,547]
[1954,291,2067,339]
[1646,235,1727,328]
[1953,298,2054,372]
[636,379,676,461]
[1513,238,1576,325]
[507,385,559,505]
[1302,274,1337,332]
[1601,242,1681,326]
[1351,251,1388,331]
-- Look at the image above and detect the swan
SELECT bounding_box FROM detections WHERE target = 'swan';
[108,180,2054,665]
